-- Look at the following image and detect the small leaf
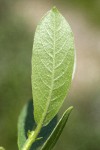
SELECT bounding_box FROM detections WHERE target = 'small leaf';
[41,106,73,150]
[32,7,75,126]
[18,100,57,150]
[36,137,43,141]
[27,130,32,138]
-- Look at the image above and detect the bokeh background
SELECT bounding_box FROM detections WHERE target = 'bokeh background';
[0,0,100,150]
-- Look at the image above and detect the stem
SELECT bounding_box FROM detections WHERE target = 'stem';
[22,121,43,150]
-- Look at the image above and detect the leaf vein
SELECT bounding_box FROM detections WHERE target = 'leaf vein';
[55,40,67,55]
[40,38,53,59]
[55,50,69,69]
[44,24,53,41]
[53,80,67,90]
[54,62,70,81]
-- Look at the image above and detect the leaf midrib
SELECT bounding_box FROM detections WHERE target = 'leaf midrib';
[42,11,56,124]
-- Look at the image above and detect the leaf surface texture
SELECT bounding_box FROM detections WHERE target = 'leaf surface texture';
[32,7,75,126]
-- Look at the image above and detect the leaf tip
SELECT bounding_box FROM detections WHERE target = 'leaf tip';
[69,106,74,110]
[52,6,59,13]
[64,106,74,116]
[68,106,74,112]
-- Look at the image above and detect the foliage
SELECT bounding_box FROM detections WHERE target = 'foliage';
[0,1,100,150]
[18,7,75,150]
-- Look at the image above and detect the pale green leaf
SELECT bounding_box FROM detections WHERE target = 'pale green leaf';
[41,106,73,150]
[32,7,75,126]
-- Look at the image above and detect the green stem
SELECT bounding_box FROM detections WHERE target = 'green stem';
[22,121,43,150]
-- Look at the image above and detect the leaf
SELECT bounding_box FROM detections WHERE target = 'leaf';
[32,7,75,126]
[41,106,73,150]
[18,100,57,150]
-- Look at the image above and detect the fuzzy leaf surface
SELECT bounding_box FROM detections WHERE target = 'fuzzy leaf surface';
[32,7,75,126]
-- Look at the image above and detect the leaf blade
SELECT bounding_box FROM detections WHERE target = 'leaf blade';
[41,106,73,150]
[32,7,75,126]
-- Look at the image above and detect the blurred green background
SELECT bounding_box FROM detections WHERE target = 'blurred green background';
[0,0,100,150]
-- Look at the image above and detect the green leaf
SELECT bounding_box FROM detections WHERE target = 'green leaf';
[32,7,75,126]
[41,106,73,150]
[18,100,57,150]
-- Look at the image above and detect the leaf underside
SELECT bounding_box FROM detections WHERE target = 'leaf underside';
[32,7,75,126]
